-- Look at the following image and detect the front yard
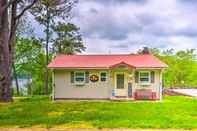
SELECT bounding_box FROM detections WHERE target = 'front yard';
[0,96,196,129]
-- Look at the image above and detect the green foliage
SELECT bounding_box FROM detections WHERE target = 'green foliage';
[52,22,86,54]
[30,0,79,95]
[15,37,42,74]
[31,0,78,26]
[145,48,197,88]
[15,37,52,95]
[0,96,197,129]
[30,0,78,44]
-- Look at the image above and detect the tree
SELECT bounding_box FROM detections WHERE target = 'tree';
[137,47,150,54]
[0,0,37,102]
[136,48,197,88]
[13,15,34,96]
[52,22,85,54]
[15,37,46,95]
[31,0,78,95]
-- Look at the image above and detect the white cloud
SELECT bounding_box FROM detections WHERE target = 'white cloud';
[34,0,197,54]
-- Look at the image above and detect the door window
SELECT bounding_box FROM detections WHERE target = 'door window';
[116,74,124,89]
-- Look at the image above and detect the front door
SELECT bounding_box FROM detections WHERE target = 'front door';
[115,73,126,96]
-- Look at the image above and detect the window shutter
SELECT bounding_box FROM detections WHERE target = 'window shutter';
[135,71,139,83]
[85,71,89,83]
[71,72,74,83]
[151,71,155,83]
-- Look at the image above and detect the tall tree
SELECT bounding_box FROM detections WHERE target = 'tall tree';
[15,37,45,95]
[52,22,85,54]
[137,47,151,54]
[31,0,77,95]
[0,0,37,102]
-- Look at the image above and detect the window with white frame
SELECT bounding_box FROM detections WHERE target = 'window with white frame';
[100,72,107,82]
[139,71,150,84]
[75,72,85,83]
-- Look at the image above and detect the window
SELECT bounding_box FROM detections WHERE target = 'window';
[75,72,85,83]
[139,71,150,84]
[100,72,107,82]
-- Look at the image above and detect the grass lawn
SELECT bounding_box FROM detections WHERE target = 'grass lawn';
[0,96,197,129]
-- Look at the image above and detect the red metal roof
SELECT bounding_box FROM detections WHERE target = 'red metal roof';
[48,54,168,69]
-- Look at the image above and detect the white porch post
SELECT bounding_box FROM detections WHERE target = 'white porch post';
[52,69,55,101]
[108,70,114,99]
[159,70,163,101]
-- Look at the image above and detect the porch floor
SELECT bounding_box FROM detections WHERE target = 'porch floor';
[110,97,134,101]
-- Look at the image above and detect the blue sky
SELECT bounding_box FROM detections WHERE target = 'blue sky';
[34,0,197,54]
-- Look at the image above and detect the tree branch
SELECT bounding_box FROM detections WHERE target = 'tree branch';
[15,0,37,20]
[2,0,20,12]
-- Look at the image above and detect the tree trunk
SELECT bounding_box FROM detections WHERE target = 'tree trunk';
[0,0,36,102]
[0,0,13,102]
[10,2,19,96]
[27,76,32,96]
[12,63,20,96]
[44,6,51,95]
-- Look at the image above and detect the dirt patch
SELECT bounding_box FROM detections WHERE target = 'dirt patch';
[47,111,64,117]
[0,128,197,131]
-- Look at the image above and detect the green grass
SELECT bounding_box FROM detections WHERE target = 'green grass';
[0,96,197,129]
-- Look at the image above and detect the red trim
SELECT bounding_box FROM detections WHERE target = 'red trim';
[48,67,109,69]
[109,61,135,68]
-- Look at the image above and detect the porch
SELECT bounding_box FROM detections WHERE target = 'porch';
[109,63,161,100]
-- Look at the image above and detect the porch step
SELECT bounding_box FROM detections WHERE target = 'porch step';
[110,97,134,101]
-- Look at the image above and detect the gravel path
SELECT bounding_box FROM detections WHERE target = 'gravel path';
[171,89,197,97]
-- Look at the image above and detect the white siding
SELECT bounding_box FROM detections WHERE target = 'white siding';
[54,69,111,99]
[53,68,162,100]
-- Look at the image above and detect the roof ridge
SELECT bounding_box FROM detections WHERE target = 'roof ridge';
[56,54,152,56]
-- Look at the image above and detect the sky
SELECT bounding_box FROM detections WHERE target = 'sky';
[34,0,197,54]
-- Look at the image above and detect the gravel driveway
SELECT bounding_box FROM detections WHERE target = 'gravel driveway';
[170,89,197,97]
